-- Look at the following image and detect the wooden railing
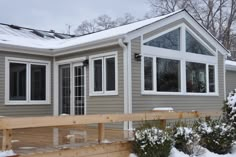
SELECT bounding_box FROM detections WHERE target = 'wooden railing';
[0,111,221,151]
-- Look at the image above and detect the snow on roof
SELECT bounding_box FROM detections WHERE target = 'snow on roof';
[225,60,236,67]
[226,60,236,67]
[225,60,236,71]
[0,10,183,50]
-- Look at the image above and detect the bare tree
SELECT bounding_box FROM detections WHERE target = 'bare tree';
[116,13,135,25]
[75,13,136,36]
[148,0,188,16]
[96,15,117,30]
[147,0,236,49]
[74,20,98,36]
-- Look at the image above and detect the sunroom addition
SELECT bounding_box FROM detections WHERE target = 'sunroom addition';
[141,24,218,96]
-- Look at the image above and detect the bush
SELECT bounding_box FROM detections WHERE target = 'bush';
[195,119,235,154]
[223,89,236,127]
[173,126,200,155]
[133,126,172,157]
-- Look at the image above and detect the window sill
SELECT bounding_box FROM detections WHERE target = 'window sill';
[89,91,118,97]
[142,91,219,96]
[5,101,51,105]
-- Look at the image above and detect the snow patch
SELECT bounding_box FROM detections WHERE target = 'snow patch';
[130,146,236,157]
[0,150,16,157]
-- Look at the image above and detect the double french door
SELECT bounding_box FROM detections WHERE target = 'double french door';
[59,63,85,115]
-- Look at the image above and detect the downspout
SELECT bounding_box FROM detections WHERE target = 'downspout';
[118,38,129,130]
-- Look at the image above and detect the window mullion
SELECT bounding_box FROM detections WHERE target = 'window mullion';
[27,63,31,102]
[181,26,186,52]
[206,64,209,93]
[102,57,105,94]
[181,60,186,94]
[153,57,157,92]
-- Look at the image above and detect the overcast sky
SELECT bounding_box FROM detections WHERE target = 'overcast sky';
[0,0,150,34]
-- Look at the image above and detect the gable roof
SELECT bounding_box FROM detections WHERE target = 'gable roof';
[0,9,229,56]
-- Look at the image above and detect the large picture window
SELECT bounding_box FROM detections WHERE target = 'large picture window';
[186,31,213,56]
[6,58,50,105]
[90,52,117,96]
[156,58,180,92]
[186,62,206,93]
[142,25,217,95]
[143,57,181,93]
[144,28,180,51]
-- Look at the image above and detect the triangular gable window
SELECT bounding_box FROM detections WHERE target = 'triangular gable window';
[144,28,180,51]
[186,31,213,56]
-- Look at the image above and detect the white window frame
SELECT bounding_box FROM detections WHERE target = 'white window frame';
[89,51,118,96]
[141,23,218,96]
[5,57,51,105]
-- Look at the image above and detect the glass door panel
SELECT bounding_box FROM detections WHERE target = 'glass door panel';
[59,64,71,114]
[74,65,85,115]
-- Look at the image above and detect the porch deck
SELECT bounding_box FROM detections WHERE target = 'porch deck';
[0,126,132,156]
[0,111,220,157]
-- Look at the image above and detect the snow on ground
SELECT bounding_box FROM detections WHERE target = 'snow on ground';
[0,150,16,157]
[129,145,236,157]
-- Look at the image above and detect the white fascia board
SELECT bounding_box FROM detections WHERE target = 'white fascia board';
[53,35,125,56]
[0,43,54,56]
[0,35,124,57]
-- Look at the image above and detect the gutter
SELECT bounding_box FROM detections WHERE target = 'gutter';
[0,35,125,57]
[118,38,130,130]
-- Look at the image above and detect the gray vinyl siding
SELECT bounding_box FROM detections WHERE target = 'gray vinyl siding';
[55,45,124,115]
[0,51,53,117]
[131,37,225,113]
[226,70,236,95]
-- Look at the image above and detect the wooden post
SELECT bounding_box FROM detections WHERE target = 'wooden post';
[98,123,104,143]
[2,129,12,150]
[160,120,166,130]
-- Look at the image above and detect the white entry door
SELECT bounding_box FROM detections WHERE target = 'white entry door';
[59,63,86,115]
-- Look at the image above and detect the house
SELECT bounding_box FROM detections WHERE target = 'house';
[0,10,230,130]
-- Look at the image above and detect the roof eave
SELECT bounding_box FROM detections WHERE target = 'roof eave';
[53,34,126,56]
[0,43,53,56]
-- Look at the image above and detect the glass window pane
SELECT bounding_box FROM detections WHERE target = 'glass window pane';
[144,28,180,50]
[186,31,213,56]
[31,64,46,100]
[94,59,103,91]
[156,58,181,92]
[10,63,26,100]
[186,62,206,93]
[59,65,70,115]
[144,57,153,90]
[209,65,215,93]
[106,57,115,91]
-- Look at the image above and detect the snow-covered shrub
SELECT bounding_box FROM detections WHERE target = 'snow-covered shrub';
[173,126,200,155]
[133,126,172,157]
[223,89,236,127]
[195,119,235,154]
